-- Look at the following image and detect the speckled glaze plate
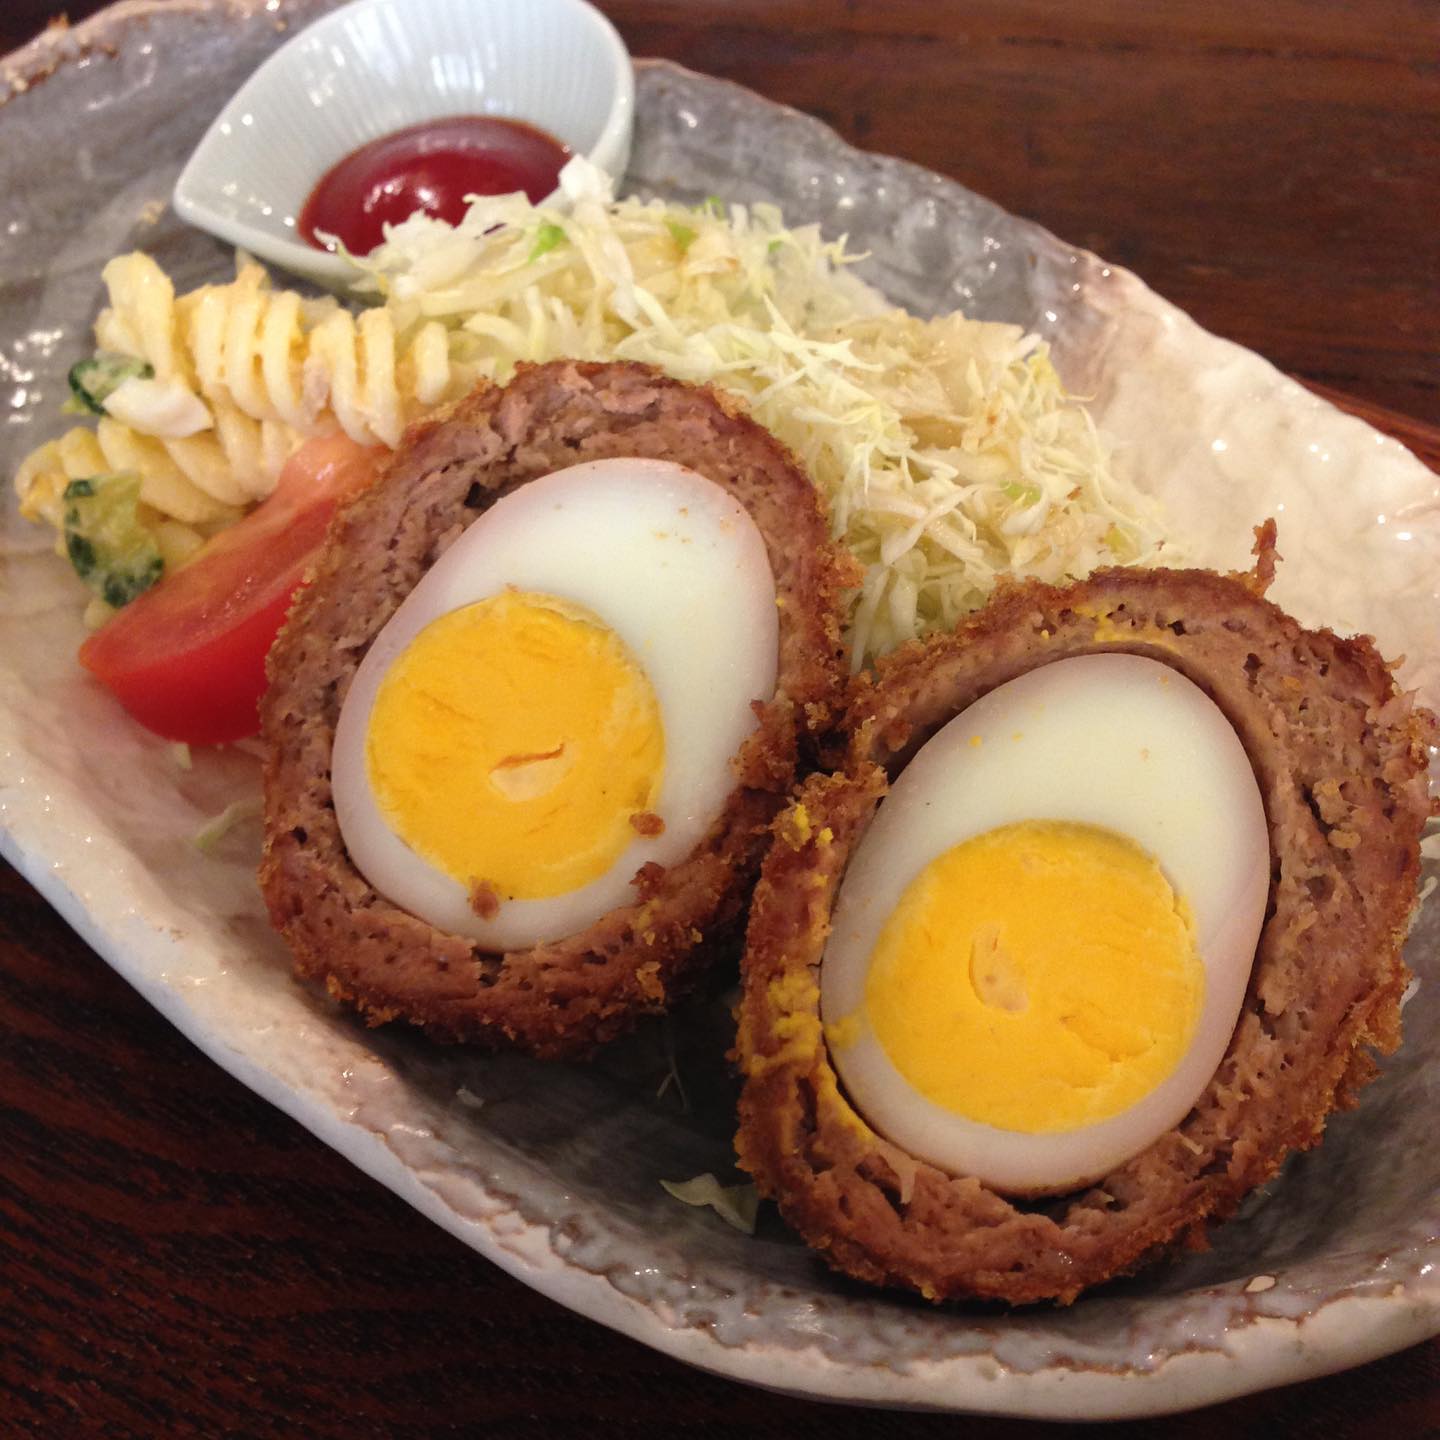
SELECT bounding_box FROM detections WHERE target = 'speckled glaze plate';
[2,1,1438,1420]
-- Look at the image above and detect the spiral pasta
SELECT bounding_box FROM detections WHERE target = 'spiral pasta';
[15,426,217,573]
[108,253,466,451]
[15,252,475,539]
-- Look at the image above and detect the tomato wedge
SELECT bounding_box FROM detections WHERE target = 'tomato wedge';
[79,433,385,745]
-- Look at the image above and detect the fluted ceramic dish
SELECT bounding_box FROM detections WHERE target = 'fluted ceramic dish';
[2,0,1438,1420]
[172,0,634,289]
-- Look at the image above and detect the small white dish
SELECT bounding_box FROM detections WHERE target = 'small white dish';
[172,0,633,290]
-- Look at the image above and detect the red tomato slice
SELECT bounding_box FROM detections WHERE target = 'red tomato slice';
[79,433,385,745]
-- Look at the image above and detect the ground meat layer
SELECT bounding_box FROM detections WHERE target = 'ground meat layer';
[260,361,854,1059]
[734,551,1435,1304]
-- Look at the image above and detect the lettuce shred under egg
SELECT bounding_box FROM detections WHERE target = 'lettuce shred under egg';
[360,160,1179,665]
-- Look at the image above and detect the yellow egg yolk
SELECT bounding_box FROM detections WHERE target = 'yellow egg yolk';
[859,820,1204,1134]
[364,590,664,901]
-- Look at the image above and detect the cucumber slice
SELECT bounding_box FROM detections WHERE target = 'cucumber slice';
[62,472,164,608]
[65,354,155,415]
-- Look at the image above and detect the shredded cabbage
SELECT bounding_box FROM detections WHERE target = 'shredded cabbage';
[355,158,1179,665]
[660,1173,760,1235]
[193,795,263,852]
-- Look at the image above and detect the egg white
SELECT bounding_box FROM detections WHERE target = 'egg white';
[820,653,1270,1194]
[332,457,779,951]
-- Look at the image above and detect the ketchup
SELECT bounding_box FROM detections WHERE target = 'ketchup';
[299,116,572,256]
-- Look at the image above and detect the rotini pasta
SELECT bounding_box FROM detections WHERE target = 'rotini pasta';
[100,252,468,452]
[15,427,216,572]
[15,252,475,544]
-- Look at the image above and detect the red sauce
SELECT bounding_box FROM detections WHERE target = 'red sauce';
[299,116,572,256]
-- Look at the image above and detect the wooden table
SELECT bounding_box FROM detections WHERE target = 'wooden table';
[3,2,1437,1434]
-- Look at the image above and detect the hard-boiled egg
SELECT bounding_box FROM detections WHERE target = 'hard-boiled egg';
[820,653,1269,1195]
[332,457,778,951]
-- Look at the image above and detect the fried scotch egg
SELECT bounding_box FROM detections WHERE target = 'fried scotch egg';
[736,548,1434,1303]
[261,361,852,1057]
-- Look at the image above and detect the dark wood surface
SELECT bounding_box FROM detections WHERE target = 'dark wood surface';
[3,2,1438,1436]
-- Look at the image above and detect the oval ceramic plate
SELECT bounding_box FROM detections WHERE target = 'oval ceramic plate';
[2,0,1438,1420]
